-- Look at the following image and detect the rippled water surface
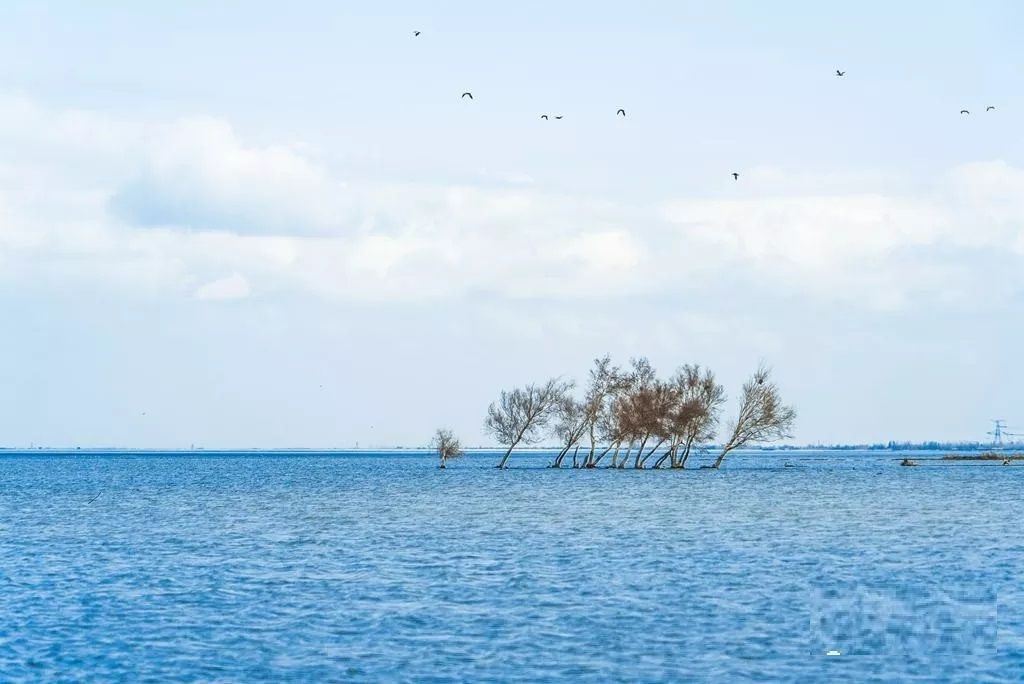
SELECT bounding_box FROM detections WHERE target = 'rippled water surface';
[2,449,1023,682]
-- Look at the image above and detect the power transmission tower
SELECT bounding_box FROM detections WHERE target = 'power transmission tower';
[988,419,1007,448]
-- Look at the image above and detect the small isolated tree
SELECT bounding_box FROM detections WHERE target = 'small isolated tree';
[486,378,572,469]
[713,364,796,469]
[431,428,464,469]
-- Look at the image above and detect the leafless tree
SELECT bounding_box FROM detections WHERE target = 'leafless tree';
[486,378,573,469]
[551,396,588,468]
[712,364,796,469]
[548,355,628,468]
[431,428,464,469]
[607,358,674,469]
[655,365,726,469]
[579,355,628,467]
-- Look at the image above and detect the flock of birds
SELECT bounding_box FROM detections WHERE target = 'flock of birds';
[415,32,999,181]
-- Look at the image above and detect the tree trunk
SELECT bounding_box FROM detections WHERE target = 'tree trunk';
[712,444,733,469]
[633,436,649,469]
[496,440,519,469]
[586,425,597,467]
[592,441,617,468]
[638,437,665,468]
[617,442,634,469]
[551,443,570,468]
[677,437,696,469]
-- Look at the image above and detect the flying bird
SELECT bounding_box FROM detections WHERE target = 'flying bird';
[617,109,626,117]
[541,114,549,120]
[732,172,739,181]
[836,70,845,77]
[461,92,473,99]
[960,109,970,115]
[554,115,563,120]
[413,30,421,36]
[987,105,996,111]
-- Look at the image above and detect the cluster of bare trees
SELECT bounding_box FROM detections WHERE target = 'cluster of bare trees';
[483,356,795,469]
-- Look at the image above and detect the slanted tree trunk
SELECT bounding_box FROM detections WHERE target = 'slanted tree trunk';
[712,448,730,469]
[676,436,697,469]
[654,443,677,469]
[617,442,634,469]
[496,443,517,469]
[591,441,618,468]
[638,438,666,468]
[497,429,528,468]
[712,441,738,469]
[633,436,649,468]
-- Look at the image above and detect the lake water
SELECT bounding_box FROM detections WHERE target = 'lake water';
[1,449,1023,682]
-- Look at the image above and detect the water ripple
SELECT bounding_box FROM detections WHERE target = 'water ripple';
[1,450,1023,681]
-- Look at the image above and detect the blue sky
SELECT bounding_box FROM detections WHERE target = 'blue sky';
[1,1,1022,448]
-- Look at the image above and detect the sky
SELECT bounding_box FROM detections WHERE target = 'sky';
[1,1,1023,448]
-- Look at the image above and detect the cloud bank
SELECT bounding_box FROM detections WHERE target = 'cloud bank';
[1,94,1022,311]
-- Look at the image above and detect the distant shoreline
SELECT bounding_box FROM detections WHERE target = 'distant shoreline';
[1,446,1019,455]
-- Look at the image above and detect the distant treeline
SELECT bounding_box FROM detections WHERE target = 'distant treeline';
[795,441,1017,451]
[435,356,796,470]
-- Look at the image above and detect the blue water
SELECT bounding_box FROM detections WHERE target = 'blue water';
[2,449,1023,682]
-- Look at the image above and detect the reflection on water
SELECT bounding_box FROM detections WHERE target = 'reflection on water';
[1,450,1022,681]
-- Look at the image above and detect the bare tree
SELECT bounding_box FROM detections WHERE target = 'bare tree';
[635,382,675,468]
[431,428,464,469]
[665,365,725,468]
[579,355,627,468]
[551,396,588,468]
[712,365,796,469]
[486,378,573,469]
[607,358,673,469]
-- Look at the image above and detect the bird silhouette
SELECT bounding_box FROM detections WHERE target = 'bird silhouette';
[836,70,845,77]
[987,105,996,111]
[461,92,473,99]
[732,172,739,181]
[960,109,970,115]
[554,115,563,120]
[413,30,421,36]
[541,114,549,120]
[617,109,626,117]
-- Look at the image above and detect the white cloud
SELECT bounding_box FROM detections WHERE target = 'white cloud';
[111,116,353,235]
[2,94,1023,311]
[195,273,251,301]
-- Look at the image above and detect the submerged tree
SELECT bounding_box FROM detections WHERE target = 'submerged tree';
[550,355,627,468]
[551,395,588,468]
[482,356,793,471]
[431,428,464,469]
[661,365,726,469]
[712,364,796,469]
[486,378,572,469]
